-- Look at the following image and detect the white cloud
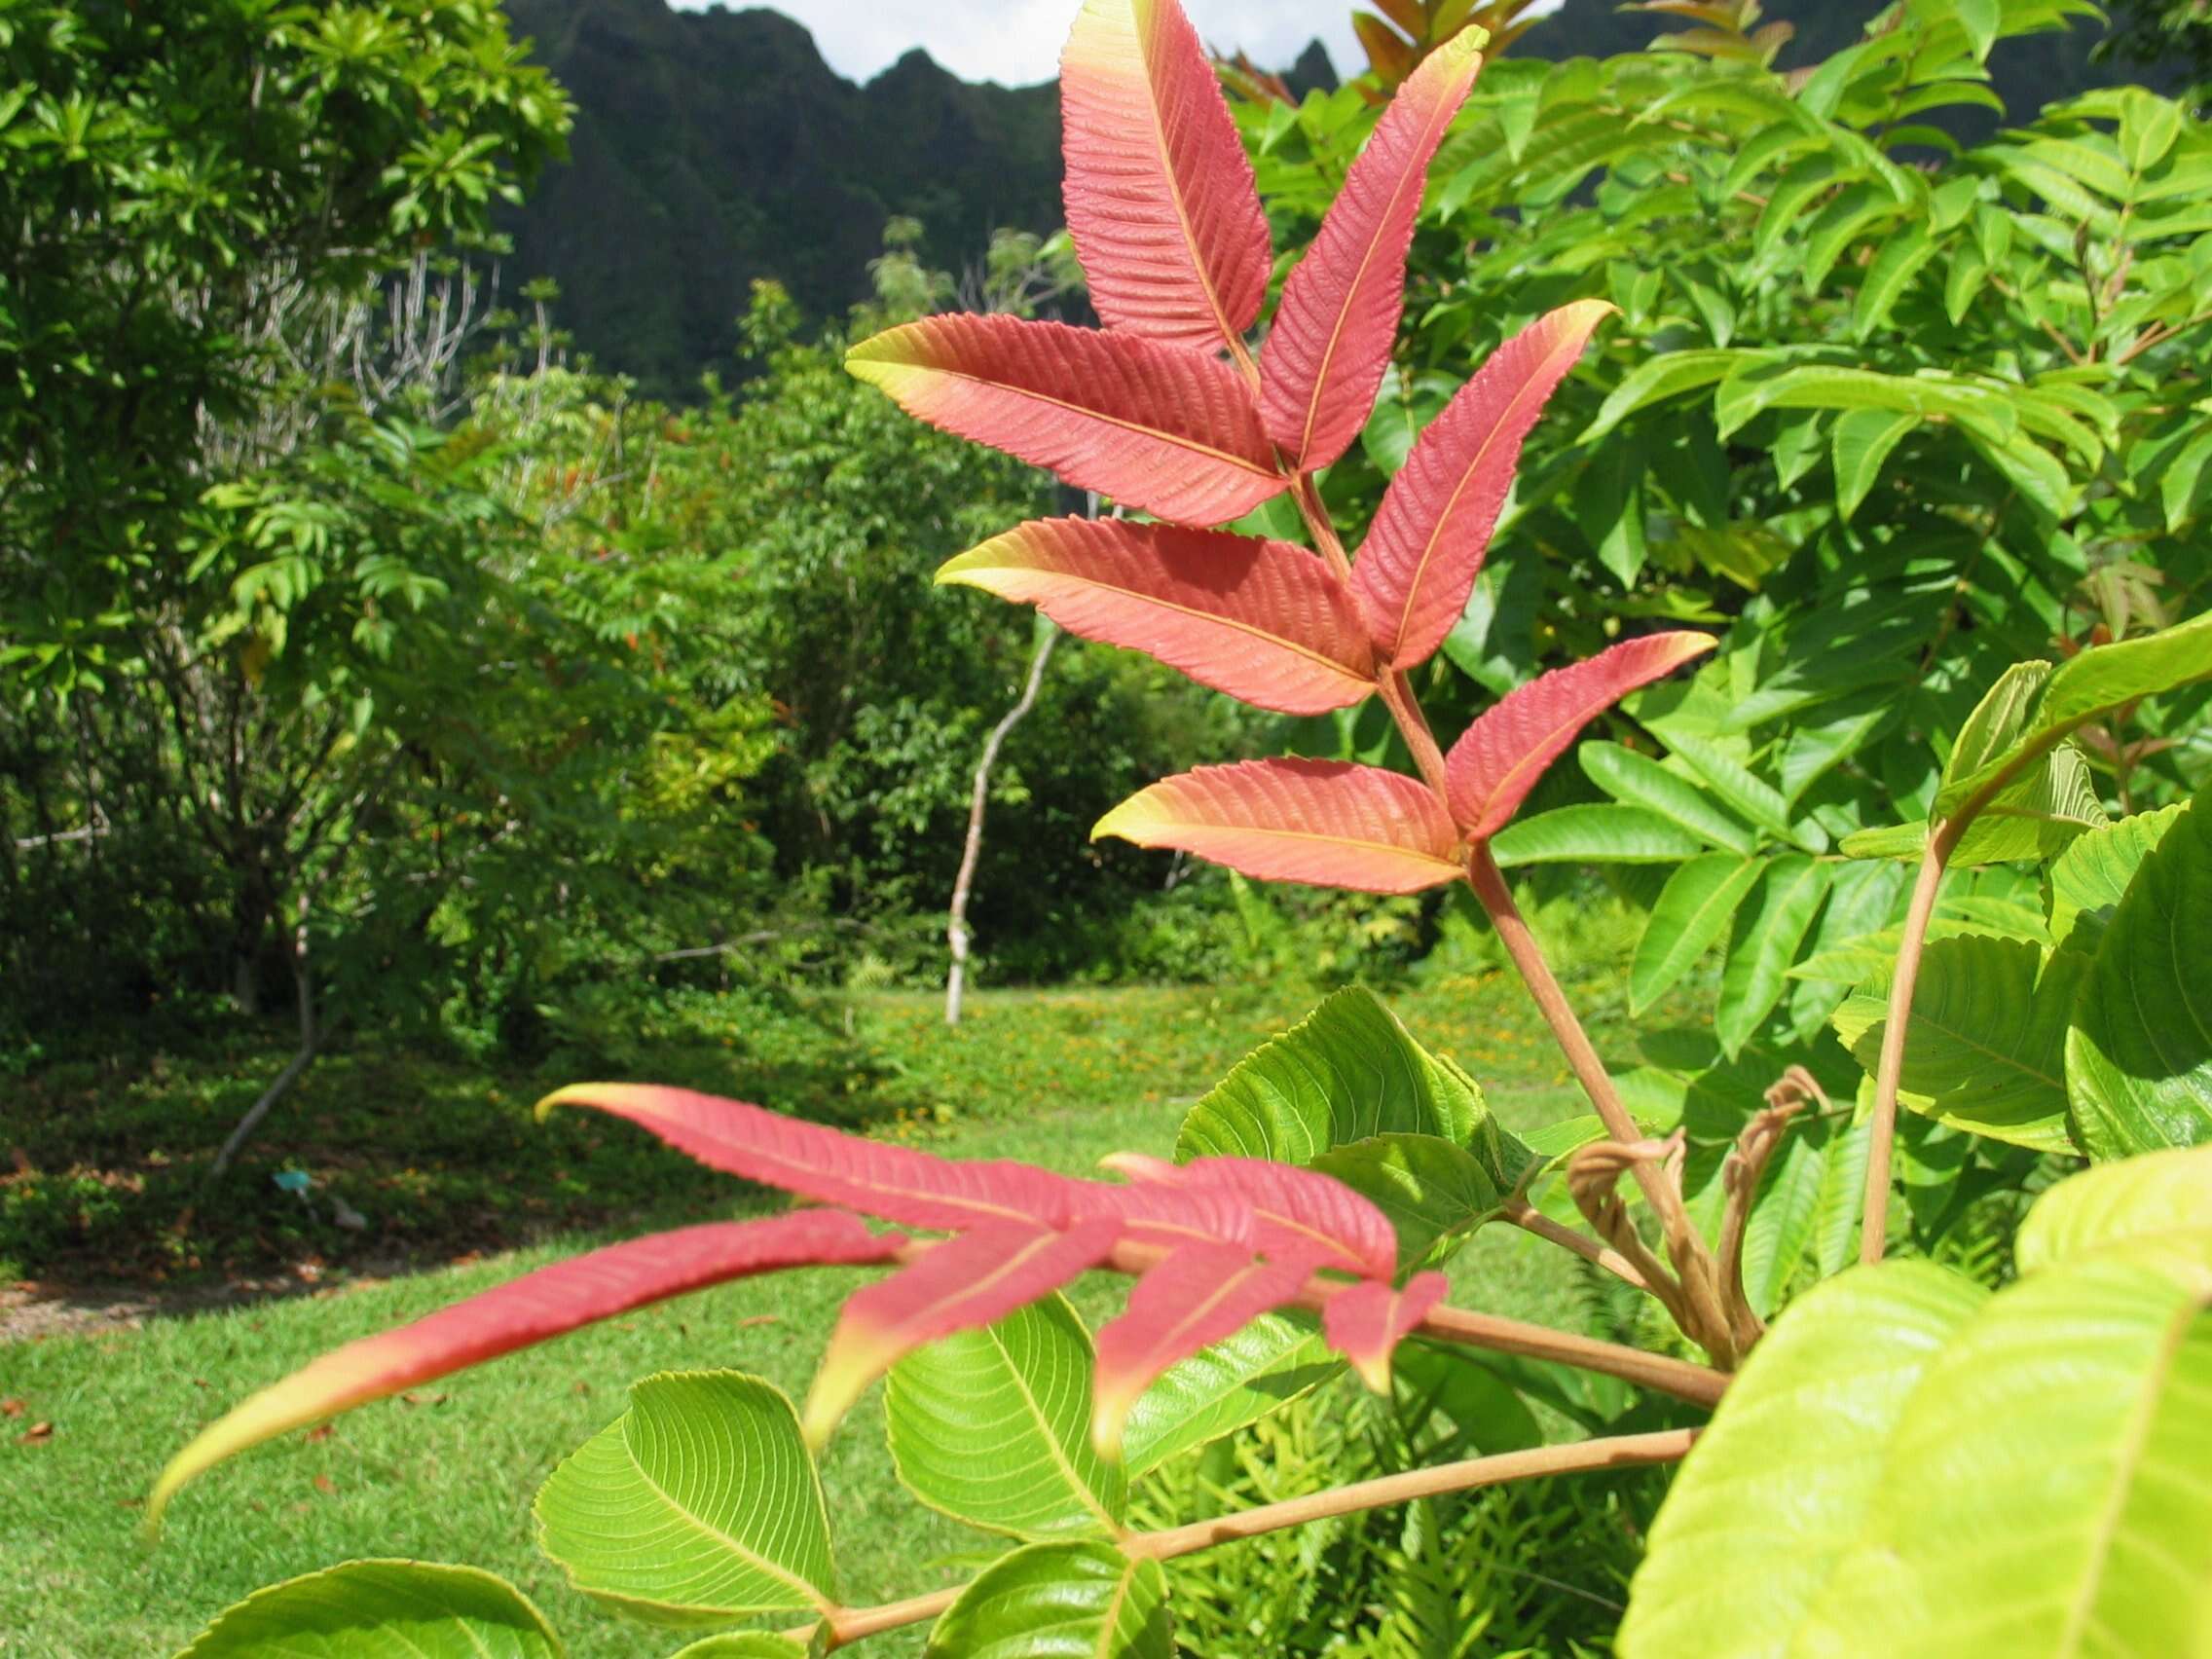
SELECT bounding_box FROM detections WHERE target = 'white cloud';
[673,1,1365,89]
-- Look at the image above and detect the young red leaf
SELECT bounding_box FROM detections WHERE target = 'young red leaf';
[1102,1152,1398,1277]
[1060,0,1272,353]
[938,517,1377,715]
[539,1083,1090,1233]
[1323,1271,1448,1392]
[1258,29,1485,470]
[1093,758,1467,894]
[1354,301,1615,668]
[847,314,1285,524]
[148,1211,902,1528]
[1444,633,1717,837]
[804,1219,1123,1445]
[1091,1244,1325,1456]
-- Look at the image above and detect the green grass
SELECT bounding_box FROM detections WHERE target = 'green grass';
[0,977,1627,1657]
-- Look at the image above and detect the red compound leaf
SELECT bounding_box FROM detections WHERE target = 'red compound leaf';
[1091,1244,1326,1456]
[804,1220,1124,1444]
[1259,30,1485,470]
[1444,633,1717,837]
[1354,301,1614,669]
[1103,1153,1398,1277]
[847,314,1284,525]
[1324,1271,1449,1392]
[1060,0,1272,353]
[1093,758,1467,894]
[148,1211,903,1528]
[939,517,1376,715]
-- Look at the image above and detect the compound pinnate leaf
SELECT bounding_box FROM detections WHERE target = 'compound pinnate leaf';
[1489,802,1707,867]
[1714,855,1830,1057]
[176,1562,564,1658]
[807,1221,1124,1445]
[846,315,1284,525]
[925,1541,1172,1659]
[1445,633,1715,837]
[1353,301,1613,668]
[1580,739,1758,855]
[938,518,1375,716]
[1800,1233,2212,1654]
[1260,30,1486,470]
[1620,1262,1989,1659]
[535,1372,833,1627]
[2066,789,2212,1159]
[1092,1245,1322,1456]
[1832,935,2079,1153]
[1093,758,1466,894]
[1059,0,1272,352]
[149,1211,902,1526]
[1119,1313,1337,1476]
[1173,985,1484,1165]
[887,1295,1125,1540]
[2017,1144,2212,1273]
[1628,853,1763,1014]
[1322,1272,1448,1392]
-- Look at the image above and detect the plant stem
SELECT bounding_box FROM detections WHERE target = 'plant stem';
[1859,833,1952,1265]
[818,1429,1699,1647]
[1379,666,1452,795]
[1289,472,1355,583]
[1505,1200,1653,1293]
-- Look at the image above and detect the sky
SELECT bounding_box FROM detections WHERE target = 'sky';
[672,2,1369,88]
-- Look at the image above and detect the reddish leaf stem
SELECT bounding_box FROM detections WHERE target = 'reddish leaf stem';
[1379,666,1452,796]
[1859,832,1954,1265]
[1289,471,1356,585]
[818,1428,1699,1646]
[1504,1199,1653,1294]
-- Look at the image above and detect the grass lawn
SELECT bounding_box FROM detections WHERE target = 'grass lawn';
[0,975,1634,1657]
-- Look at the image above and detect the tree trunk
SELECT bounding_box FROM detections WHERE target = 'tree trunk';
[945,621,1058,1026]
[211,894,322,1177]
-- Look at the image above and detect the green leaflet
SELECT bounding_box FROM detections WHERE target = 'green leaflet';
[1714,854,1831,1056]
[1172,986,1485,1167]
[2017,1143,2212,1272]
[535,1372,833,1627]
[1119,1314,1337,1478]
[1489,802,1707,867]
[1620,1262,1990,1658]
[176,1562,566,1658]
[1309,1133,1505,1272]
[1830,407,1917,518]
[886,1296,1124,1541]
[1630,853,1764,1014]
[1581,740,1758,854]
[669,1639,814,1658]
[2046,798,2190,955]
[1934,612,2212,820]
[1735,1115,1830,1318]
[1832,934,2081,1153]
[1801,1232,2212,1652]
[925,1541,1172,1659]
[2066,790,2212,1159]
[1583,350,1740,440]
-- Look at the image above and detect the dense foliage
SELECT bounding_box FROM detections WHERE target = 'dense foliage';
[148,1,2212,1655]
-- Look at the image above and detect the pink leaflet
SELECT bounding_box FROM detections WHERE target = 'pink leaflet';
[1323,1271,1449,1392]
[1102,1152,1398,1277]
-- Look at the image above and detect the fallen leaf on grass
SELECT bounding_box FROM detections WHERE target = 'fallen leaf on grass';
[18,1422,52,1444]
[303,1422,334,1443]
[0,1398,22,1418]
[313,1475,337,1495]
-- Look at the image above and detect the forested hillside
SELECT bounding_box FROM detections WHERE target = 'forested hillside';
[500,0,2175,394]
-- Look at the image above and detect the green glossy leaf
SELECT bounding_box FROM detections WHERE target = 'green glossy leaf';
[2046,800,2190,954]
[1119,1314,1337,1478]
[1852,231,1937,343]
[1801,1233,2212,1652]
[1582,349,1740,440]
[1736,1120,1828,1318]
[925,1541,1172,1659]
[1620,1262,1989,1658]
[1831,408,1916,518]
[535,1372,833,1627]
[1833,935,2081,1153]
[2066,791,2212,1158]
[1944,661,2054,792]
[1309,1133,1505,1272]
[1844,741,2109,866]
[2017,1144,2212,1272]
[670,1639,813,1658]
[1714,855,1830,1056]
[177,1562,565,1658]
[1630,853,1764,1014]
[1174,987,1482,1164]
[1660,728,1822,851]
[1581,740,1757,854]
[887,1296,1124,1540]
[1935,613,2212,821]
[1489,802,1707,867]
